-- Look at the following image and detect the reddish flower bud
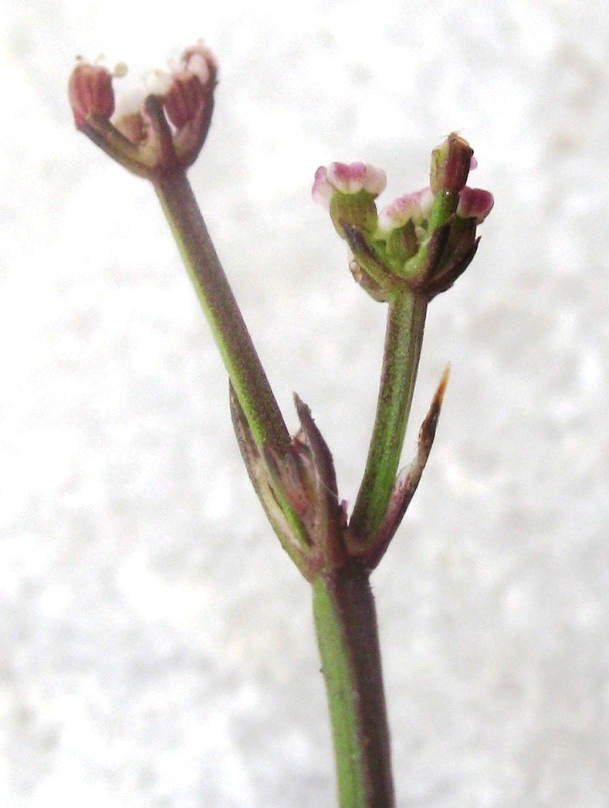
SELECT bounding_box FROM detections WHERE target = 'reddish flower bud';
[68,62,115,127]
[163,72,208,128]
[430,132,474,194]
[163,42,217,128]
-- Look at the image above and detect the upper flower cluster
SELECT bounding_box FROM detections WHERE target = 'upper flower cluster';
[68,43,217,177]
[312,133,493,301]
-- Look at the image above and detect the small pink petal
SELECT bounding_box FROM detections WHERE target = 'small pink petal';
[311,166,334,208]
[327,161,364,193]
[361,163,387,195]
[378,187,434,231]
[457,187,494,223]
[317,161,386,194]
[312,161,385,208]
[327,161,386,195]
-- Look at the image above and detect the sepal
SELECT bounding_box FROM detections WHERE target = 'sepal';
[230,385,314,579]
[350,366,450,569]
[230,386,348,580]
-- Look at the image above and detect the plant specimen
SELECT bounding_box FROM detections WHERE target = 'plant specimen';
[69,43,493,808]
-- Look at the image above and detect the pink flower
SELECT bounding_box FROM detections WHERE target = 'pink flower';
[377,187,435,232]
[312,162,386,209]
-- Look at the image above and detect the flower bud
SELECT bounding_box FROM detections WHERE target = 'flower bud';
[430,132,474,194]
[68,62,115,127]
[163,72,208,128]
[163,42,217,128]
[377,187,434,234]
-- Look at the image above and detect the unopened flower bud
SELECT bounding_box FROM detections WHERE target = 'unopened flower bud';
[68,62,115,127]
[430,132,474,194]
[163,72,208,128]
[163,42,217,128]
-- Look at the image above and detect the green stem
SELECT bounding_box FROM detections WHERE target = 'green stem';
[153,170,291,455]
[313,561,394,808]
[349,291,427,543]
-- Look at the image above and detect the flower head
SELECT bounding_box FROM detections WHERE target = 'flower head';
[313,133,494,301]
[68,42,217,177]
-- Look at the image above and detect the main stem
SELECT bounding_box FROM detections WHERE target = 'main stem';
[153,170,291,456]
[154,170,401,808]
[313,561,394,808]
[350,291,428,543]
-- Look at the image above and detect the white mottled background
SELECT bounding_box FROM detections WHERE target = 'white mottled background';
[2,1,609,806]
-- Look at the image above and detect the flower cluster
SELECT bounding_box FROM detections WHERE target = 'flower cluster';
[68,43,217,177]
[312,133,494,301]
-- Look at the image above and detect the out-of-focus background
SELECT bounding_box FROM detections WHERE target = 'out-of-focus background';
[2,1,608,805]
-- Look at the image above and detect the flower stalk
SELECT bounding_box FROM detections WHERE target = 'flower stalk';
[349,290,427,545]
[153,169,291,455]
